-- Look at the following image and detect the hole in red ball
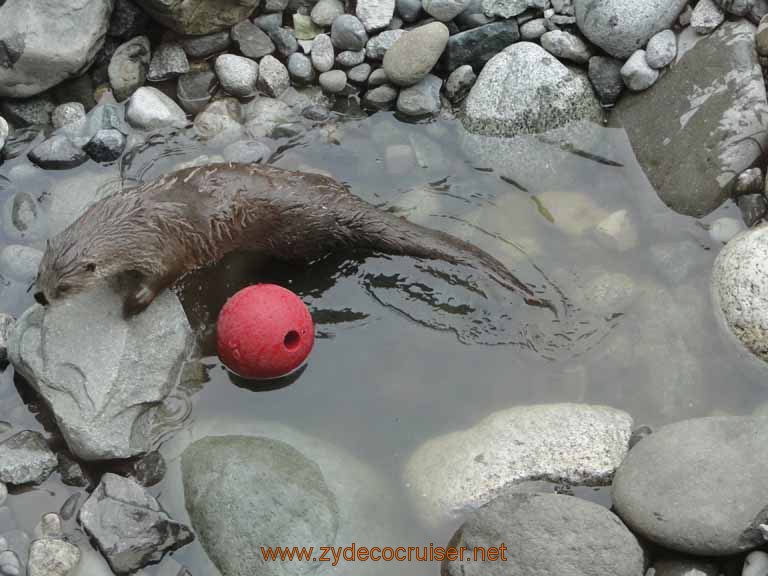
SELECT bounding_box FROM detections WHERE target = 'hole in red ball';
[284,330,300,350]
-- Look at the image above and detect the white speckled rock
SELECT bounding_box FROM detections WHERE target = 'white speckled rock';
[462,42,602,137]
[404,403,633,525]
[645,29,676,68]
[214,54,258,98]
[356,0,395,31]
[311,33,335,71]
[28,539,80,576]
[691,0,725,34]
[540,29,591,63]
[126,87,187,130]
[423,0,469,21]
[620,50,659,91]
[574,0,688,58]
[256,55,290,97]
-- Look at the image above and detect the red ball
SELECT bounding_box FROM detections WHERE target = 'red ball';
[216,284,315,380]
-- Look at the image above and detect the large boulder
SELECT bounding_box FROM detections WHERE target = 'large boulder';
[0,0,113,98]
[613,21,768,217]
[461,42,602,137]
[8,286,194,461]
[134,0,261,35]
[574,0,687,59]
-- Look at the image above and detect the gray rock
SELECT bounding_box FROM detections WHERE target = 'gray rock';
[0,315,15,365]
[453,0,492,29]
[0,431,56,486]
[735,167,765,196]
[257,55,291,97]
[180,31,232,58]
[692,0,725,34]
[51,103,86,132]
[0,245,42,284]
[331,15,369,50]
[83,103,127,138]
[134,0,260,35]
[336,49,366,66]
[27,135,87,170]
[0,117,7,153]
[620,50,659,91]
[758,14,768,55]
[319,70,349,93]
[588,55,624,106]
[744,552,768,576]
[311,34,335,71]
[423,0,469,21]
[443,492,644,576]
[0,550,20,576]
[264,0,289,11]
[520,17,547,39]
[367,67,389,86]
[396,73,441,116]
[440,20,520,72]
[288,53,316,84]
[540,29,591,63]
[652,559,719,576]
[254,13,284,33]
[405,403,632,525]
[613,416,768,555]
[612,21,768,217]
[223,139,272,163]
[232,20,275,59]
[182,436,338,576]
[715,0,753,16]
[79,473,194,573]
[348,62,372,82]
[574,0,688,58]
[193,98,243,142]
[302,104,330,120]
[147,42,189,82]
[8,286,194,461]
[383,22,449,86]
[0,0,112,98]
[269,27,299,57]
[3,191,40,240]
[462,42,602,137]
[44,172,122,237]
[0,96,55,127]
[312,0,346,25]
[366,29,405,59]
[481,0,527,18]
[445,64,476,101]
[363,84,399,108]
[215,54,259,98]
[243,97,297,130]
[126,86,187,130]
[740,194,768,226]
[397,0,423,20]
[357,0,395,31]
[177,70,217,114]
[645,29,676,68]
[109,0,150,39]
[28,539,80,576]
[83,129,127,162]
[108,36,151,102]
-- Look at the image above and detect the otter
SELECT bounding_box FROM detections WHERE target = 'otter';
[36,162,547,317]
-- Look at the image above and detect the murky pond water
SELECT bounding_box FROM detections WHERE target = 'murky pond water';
[2,106,768,574]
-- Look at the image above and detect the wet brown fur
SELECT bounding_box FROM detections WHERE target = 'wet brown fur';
[37,162,541,317]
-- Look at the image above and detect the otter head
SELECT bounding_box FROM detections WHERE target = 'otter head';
[35,235,107,306]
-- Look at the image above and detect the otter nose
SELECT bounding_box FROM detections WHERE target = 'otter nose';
[34,292,49,306]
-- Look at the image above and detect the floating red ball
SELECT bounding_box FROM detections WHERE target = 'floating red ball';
[216,284,315,380]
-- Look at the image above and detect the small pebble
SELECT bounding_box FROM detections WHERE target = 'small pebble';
[709,217,746,243]
[177,70,217,114]
[28,135,87,170]
[293,14,323,40]
[423,0,469,21]
[231,20,276,59]
[744,551,768,576]
[59,494,81,521]
[331,15,369,51]
[83,128,126,162]
[520,18,547,40]
[288,53,316,84]
[397,0,423,21]
[108,35,151,102]
[319,70,348,93]
[692,0,725,34]
[368,67,389,86]
[312,0,346,26]
[337,49,366,67]
[365,29,405,60]
[620,50,659,91]
[540,30,591,64]
[254,13,283,33]
[34,513,63,540]
[147,42,189,81]
[396,74,441,116]
[311,34,335,72]
[51,103,86,132]
[215,54,259,98]
[181,31,232,58]
[0,550,20,576]
[445,64,476,102]
[734,167,764,196]
[348,63,372,83]
[269,27,299,58]
[645,29,676,69]
[257,55,291,98]
[363,84,399,109]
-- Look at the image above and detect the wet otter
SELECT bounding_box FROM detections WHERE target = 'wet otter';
[36,162,545,317]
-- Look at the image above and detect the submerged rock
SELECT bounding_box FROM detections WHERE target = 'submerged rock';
[134,0,260,35]
[28,538,81,576]
[613,21,768,217]
[440,20,519,72]
[80,473,193,573]
[8,286,194,461]
[0,431,57,485]
[396,74,442,116]
[108,36,151,102]
[404,403,632,525]
[28,135,88,170]
[126,86,187,130]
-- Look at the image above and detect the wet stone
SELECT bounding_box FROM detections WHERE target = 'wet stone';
[440,20,519,72]
[83,103,127,138]
[734,167,764,196]
[51,103,86,132]
[364,84,399,109]
[319,70,348,93]
[223,139,272,163]
[302,104,330,121]
[215,54,259,98]
[2,128,40,161]
[737,194,767,226]
[113,451,167,487]
[232,20,276,59]
[0,431,57,486]
[0,96,55,127]
[588,55,625,107]
[181,31,232,58]
[108,35,151,102]
[83,129,127,162]
[312,0,346,26]
[7,191,38,235]
[28,135,87,170]
[312,34,335,72]
[331,15,369,50]
[257,55,291,98]
[147,42,190,81]
[177,70,217,114]
[269,27,299,58]
[337,49,366,67]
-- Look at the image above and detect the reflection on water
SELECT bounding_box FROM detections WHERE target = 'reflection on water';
[2,110,768,575]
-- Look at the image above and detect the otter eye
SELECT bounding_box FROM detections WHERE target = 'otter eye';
[84,263,96,273]
[59,285,71,294]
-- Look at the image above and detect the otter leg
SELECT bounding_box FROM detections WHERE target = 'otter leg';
[121,271,175,318]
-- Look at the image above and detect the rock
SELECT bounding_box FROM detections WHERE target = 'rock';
[83,103,127,138]
[692,0,725,34]
[256,55,291,97]
[613,416,768,555]
[0,117,7,153]
[242,98,297,137]
[3,191,40,240]
[215,54,259,98]
[709,217,745,243]
[613,21,768,217]
[80,473,193,573]
[396,74,441,116]
[302,104,330,120]
[397,0,423,20]
[112,451,167,487]
[83,129,126,162]
[620,50,659,91]
[716,0,753,16]
[0,483,6,507]
[440,20,519,72]
[223,139,272,163]
[331,15,369,50]
[254,13,283,33]
[181,31,232,58]
[311,34,335,71]
[193,98,242,141]
[737,194,767,226]
[28,136,88,170]
[383,22,449,86]
[288,53,316,84]
[574,0,688,58]
[336,49,366,67]
[8,286,194,461]
[293,14,322,40]
[481,0,527,18]
[363,84,399,108]
[58,453,92,488]
[594,209,637,251]
[126,86,187,130]
[405,403,632,525]
[744,552,768,576]
[269,27,299,58]
[443,492,644,576]
[645,29,676,68]
[652,559,719,576]
[134,0,260,35]
[540,29,591,63]
[44,171,122,236]
[357,0,395,31]
[520,17,546,39]
[588,55,625,106]
[319,70,348,93]
[231,21,275,59]
[51,103,86,132]
[0,431,56,486]
[735,167,765,196]
[368,67,389,85]
[108,36,151,102]
[147,42,189,81]
[109,0,150,39]
[0,96,55,127]
[0,551,20,576]
[0,0,112,98]
[177,70,217,114]
[28,539,80,576]
[366,30,404,59]
[0,315,15,365]
[312,0,346,26]
[423,0,469,21]
[462,42,602,137]
[348,62,372,82]
[0,245,42,283]
[758,14,768,55]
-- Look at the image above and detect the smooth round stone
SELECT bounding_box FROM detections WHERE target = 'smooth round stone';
[331,15,369,50]
[363,84,399,108]
[620,50,659,91]
[28,135,88,170]
[540,29,591,63]
[383,21,449,86]
[0,245,43,283]
[319,70,348,93]
[52,103,86,132]
[215,54,259,98]
[588,55,625,106]
[270,27,299,58]
[108,35,151,102]
[396,74,441,116]
[311,34,335,72]
[445,64,476,102]
[366,29,405,59]
[35,513,63,539]
[83,129,127,162]
[397,0,422,20]
[312,0,345,26]
[181,31,232,58]
[645,29,677,69]
[125,86,187,130]
[709,217,745,244]
[223,140,271,163]
[288,53,315,84]
[177,70,217,114]
[256,55,290,98]
[368,67,389,86]
[231,20,275,59]
[336,49,366,67]
[193,98,243,141]
[744,551,768,576]
[293,14,322,40]
[612,416,768,555]
[423,0,468,21]
[520,17,547,39]
[348,63,372,83]
[253,13,282,33]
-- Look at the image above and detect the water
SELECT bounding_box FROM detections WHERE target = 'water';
[2,108,768,575]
